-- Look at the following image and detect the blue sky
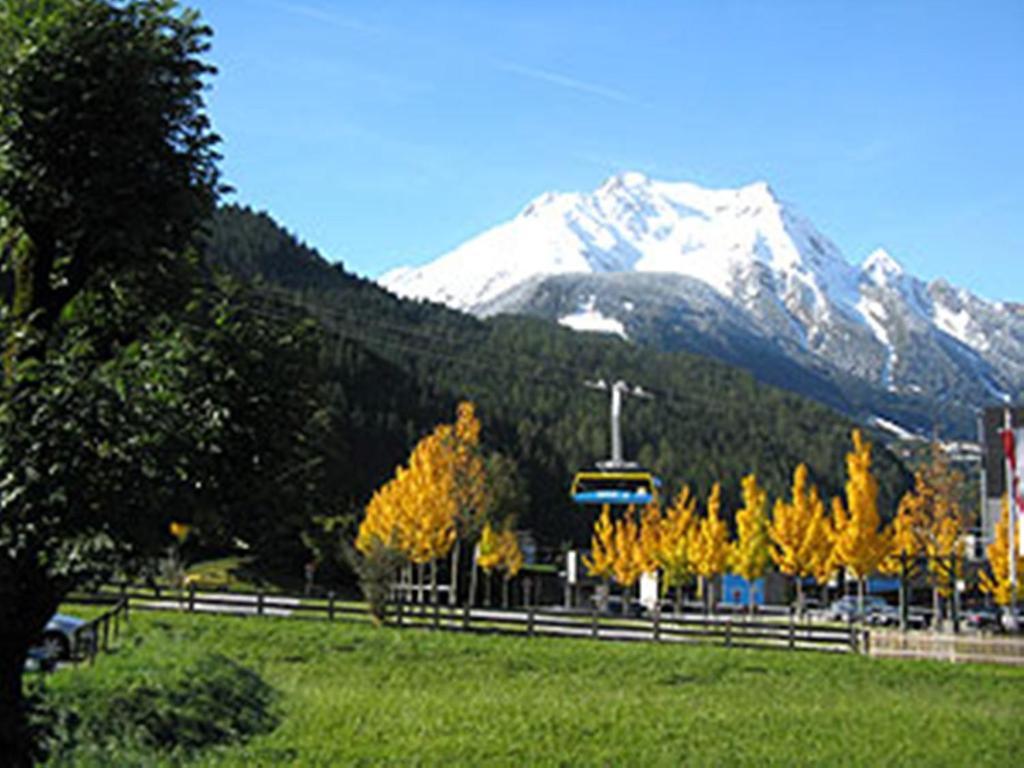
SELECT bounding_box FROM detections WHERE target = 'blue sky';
[191,0,1023,300]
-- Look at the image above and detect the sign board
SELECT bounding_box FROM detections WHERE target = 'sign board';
[639,572,659,611]
[566,550,578,585]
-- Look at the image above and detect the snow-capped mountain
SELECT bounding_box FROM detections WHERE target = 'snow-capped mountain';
[381,173,1024,436]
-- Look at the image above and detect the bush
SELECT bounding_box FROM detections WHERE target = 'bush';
[38,649,278,765]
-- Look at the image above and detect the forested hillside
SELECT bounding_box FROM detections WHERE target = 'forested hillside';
[204,205,910,549]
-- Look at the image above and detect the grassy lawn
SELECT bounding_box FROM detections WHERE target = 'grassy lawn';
[45,611,1024,766]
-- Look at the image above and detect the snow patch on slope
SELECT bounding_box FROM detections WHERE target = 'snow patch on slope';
[558,296,628,339]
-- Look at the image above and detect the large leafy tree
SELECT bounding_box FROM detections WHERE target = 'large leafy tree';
[0,2,228,762]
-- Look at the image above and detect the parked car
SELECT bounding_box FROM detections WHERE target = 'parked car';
[864,604,899,626]
[964,606,1002,631]
[596,596,644,618]
[33,613,94,662]
[825,596,890,622]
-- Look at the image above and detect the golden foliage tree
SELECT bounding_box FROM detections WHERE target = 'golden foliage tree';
[980,496,1024,607]
[448,401,490,606]
[611,508,646,600]
[656,486,699,611]
[693,483,730,612]
[769,464,829,613]
[584,505,616,579]
[731,473,771,614]
[477,522,524,607]
[832,429,890,614]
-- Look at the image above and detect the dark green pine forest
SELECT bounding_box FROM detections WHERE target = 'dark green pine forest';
[203,204,910,554]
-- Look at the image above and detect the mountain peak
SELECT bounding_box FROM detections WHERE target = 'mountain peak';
[862,248,905,285]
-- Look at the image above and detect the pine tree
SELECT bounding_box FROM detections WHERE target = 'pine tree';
[731,473,771,614]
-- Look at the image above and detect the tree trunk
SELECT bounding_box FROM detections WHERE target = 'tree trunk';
[449,541,460,607]
[417,562,425,614]
[674,584,682,615]
[430,560,438,607]
[857,577,865,620]
[796,578,804,619]
[484,571,492,607]
[748,579,755,617]
[502,576,509,609]
[468,550,479,608]
[932,587,942,632]
[0,577,59,768]
[0,638,32,768]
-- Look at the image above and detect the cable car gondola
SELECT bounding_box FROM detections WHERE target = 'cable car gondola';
[570,468,661,506]
[569,379,662,507]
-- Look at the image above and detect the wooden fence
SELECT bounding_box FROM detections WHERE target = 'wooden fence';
[67,584,862,655]
[62,594,130,664]
[868,629,1024,665]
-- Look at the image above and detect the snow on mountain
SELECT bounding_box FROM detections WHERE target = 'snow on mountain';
[381,173,1024,435]
[557,295,628,339]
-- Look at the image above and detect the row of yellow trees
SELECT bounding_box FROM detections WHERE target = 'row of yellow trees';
[584,429,1022,616]
[355,402,523,614]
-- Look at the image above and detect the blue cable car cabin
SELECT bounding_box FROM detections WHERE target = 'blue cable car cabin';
[570,470,661,506]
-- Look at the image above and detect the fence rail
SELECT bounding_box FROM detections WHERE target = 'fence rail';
[63,594,130,665]
[66,584,862,655]
[868,629,1024,665]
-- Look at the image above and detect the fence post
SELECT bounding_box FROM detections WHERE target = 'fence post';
[789,605,795,650]
[462,601,471,631]
[848,613,857,653]
[591,604,599,639]
[188,582,195,613]
[527,605,535,637]
[653,607,661,643]
[433,599,440,631]
[725,618,732,648]
[113,605,120,642]
[396,595,403,627]
[257,589,265,617]
[101,614,110,652]
[328,590,335,621]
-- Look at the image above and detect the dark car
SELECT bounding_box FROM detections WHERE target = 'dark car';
[964,606,1002,631]
[34,613,94,662]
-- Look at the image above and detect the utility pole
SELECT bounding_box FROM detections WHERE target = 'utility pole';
[584,379,652,468]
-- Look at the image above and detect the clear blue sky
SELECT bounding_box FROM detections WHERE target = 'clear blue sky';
[191,0,1023,301]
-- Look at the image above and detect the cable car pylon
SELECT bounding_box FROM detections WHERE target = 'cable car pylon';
[570,379,661,506]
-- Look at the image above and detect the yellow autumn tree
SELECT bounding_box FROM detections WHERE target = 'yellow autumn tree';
[657,486,699,612]
[449,402,490,607]
[477,522,524,607]
[584,505,616,579]
[693,483,730,613]
[731,473,771,614]
[832,429,890,615]
[769,464,829,614]
[980,496,1024,607]
[639,501,663,575]
[357,415,468,608]
[584,505,616,610]
[611,508,645,604]
[806,493,836,590]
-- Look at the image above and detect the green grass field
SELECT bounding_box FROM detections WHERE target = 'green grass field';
[44,610,1024,766]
